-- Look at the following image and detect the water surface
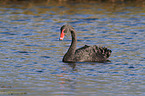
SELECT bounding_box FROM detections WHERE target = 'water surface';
[0,1,145,96]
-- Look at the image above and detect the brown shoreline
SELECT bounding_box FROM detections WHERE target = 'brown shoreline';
[0,0,144,8]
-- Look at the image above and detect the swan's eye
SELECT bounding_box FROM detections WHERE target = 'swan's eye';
[63,29,67,33]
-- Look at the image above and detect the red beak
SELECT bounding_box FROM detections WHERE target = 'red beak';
[60,29,65,40]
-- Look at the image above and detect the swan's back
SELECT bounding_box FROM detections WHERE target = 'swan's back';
[74,45,112,62]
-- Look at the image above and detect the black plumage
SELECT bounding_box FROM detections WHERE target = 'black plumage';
[59,25,112,63]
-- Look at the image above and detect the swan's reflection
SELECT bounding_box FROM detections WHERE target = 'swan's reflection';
[67,63,76,70]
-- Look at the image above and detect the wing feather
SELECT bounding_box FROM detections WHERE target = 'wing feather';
[74,45,112,62]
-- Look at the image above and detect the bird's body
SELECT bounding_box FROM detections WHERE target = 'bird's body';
[63,45,111,62]
[59,25,112,63]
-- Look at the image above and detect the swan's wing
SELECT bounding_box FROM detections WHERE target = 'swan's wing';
[75,45,90,52]
[75,45,112,62]
[75,45,96,62]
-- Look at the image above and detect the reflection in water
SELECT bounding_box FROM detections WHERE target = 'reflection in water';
[68,63,76,70]
[56,63,77,95]
[0,1,145,96]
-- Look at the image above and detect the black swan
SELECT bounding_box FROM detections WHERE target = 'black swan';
[59,24,112,63]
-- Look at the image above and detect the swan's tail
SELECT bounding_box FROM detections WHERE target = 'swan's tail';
[98,47,112,58]
[93,45,112,59]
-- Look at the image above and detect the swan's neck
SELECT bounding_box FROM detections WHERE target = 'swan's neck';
[63,30,77,61]
[68,30,77,54]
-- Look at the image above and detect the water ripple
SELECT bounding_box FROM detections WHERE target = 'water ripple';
[0,1,145,96]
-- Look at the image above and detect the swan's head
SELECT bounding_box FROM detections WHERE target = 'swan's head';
[59,24,73,40]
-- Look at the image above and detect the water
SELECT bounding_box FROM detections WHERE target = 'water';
[0,1,145,96]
